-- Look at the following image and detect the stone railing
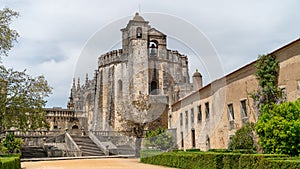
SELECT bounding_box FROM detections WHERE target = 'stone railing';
[65,133,82,157]
[89,132,109,155]
[91,131,123,137]
[3,130,61,138]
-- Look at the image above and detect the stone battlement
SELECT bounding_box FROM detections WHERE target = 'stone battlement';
[98,49,123,67]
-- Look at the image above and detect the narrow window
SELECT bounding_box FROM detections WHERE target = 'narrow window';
[206,136,210,150]
[240,100,247,118]
[181,132,184,148]
[191,108,194,124]
[136,27,142,38]
[185,111,188,127]
[240,100,248,126]
[297,80,300,91]
[197,105,202,123]
[228,103,235,130]
[180,113,183,126]
[205,102,209,120]
[118,79,122,97]
[228,104,235,120]
[150,81,158,95]
[191,129,196,148]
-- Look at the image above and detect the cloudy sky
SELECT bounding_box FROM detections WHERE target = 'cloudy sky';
[1,0,300,107]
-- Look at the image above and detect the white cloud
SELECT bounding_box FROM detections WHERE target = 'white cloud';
[1,0,300,107]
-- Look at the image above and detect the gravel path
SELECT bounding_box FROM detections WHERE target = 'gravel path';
[22,158,177,169]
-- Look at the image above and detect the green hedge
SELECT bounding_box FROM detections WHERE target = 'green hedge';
[0,154,21,169]
[141,151,300,169]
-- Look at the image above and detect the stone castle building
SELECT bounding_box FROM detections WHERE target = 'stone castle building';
[170,38,300,151]
[63,13,195,132]
[45,13,300,152]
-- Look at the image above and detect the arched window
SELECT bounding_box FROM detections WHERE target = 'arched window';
[149,40,158,57]
[136,27,142,38]
[150,81,158,95]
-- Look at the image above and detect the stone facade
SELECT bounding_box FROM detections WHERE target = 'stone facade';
[170,38,300,150]
[68,13,193,132]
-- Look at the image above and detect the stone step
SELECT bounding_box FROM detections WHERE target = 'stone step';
[71,136,104,156]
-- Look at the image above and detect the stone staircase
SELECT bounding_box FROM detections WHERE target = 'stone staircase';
[21,146,47,158]
[72,136,105,156]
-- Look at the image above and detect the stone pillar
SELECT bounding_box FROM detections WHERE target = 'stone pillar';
[192,69,203,91]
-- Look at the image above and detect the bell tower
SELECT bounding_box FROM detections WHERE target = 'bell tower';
[121,13,150,97]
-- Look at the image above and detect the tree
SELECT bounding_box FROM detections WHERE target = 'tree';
[256,100,300,156]
[0,8,52,131]
[229,122,256,150]
[0,8,19,58]
[144,127,175,151]
[117,92,167,157]
[0,65,52,131]
[251,54,285,115]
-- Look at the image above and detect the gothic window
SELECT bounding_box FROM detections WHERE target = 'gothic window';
[205,102,210,120]
[136,27,142,38]
[149,40,158,57]
[150,81,158,95]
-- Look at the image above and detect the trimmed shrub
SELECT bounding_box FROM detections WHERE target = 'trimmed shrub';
[141,151,300,169]
[0,154,21,169]
[208,149,231,153]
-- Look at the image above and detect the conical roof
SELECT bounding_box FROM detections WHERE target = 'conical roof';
[193,69,202,77]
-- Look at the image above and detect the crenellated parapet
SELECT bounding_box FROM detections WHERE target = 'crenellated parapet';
[98,49,124,67]
[168,50,188,67]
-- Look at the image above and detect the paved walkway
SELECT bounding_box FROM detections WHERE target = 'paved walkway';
[22,158,177,169]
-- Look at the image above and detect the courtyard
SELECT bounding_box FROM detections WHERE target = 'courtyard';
[21,158,176,169]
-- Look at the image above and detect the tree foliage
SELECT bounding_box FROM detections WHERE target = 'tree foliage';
[117,92,165,157]
[256,100,300,156]
[144,127,175,150]
[251,54,284,115]
[0,8,19,58]
[229,122,256,150]
[0,133,24,154]
[0,65,52,131]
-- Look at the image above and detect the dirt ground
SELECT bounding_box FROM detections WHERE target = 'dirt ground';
[22,158,177,169]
